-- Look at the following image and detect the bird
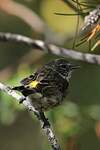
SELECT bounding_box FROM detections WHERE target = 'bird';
[12,58,79,112]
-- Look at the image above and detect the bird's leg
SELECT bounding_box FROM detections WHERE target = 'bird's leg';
[39,111,50,128]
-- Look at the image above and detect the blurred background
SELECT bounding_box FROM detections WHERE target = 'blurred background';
[0,0,100,150]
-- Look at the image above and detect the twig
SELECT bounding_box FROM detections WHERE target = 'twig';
[0,82,61,150]
[0,32,100,65]
[0,0,45,33]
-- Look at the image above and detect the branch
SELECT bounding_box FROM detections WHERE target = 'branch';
[0,82,61,150]
[0,32,100,65]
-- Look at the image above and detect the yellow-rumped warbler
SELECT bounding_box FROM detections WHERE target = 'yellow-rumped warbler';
[13,59,79,111]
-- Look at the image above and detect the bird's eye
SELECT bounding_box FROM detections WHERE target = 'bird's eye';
[60,64,66,68]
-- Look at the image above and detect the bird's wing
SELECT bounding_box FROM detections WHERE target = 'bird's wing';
[20,70,49,90]
[20,74,37,86]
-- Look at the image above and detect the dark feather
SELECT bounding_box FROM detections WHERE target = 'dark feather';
[20,74,36,85]
[12,86,36,97]
[12,86,25,91]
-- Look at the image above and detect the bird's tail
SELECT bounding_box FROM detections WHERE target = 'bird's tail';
[12,86,36,97]
[12,86,25,92]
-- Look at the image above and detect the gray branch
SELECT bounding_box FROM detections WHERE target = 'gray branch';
[0,32,100,65]
[0,82,61,150]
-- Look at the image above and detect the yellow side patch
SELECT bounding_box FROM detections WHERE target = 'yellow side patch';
[29,80,39,88]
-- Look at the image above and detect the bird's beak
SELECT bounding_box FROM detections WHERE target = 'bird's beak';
[70,64,80,70]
